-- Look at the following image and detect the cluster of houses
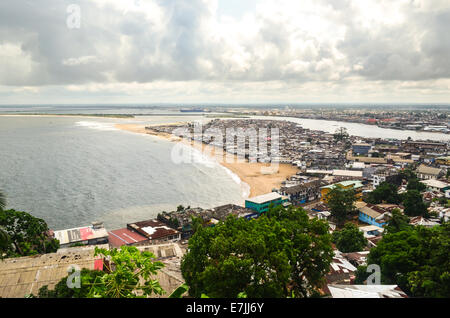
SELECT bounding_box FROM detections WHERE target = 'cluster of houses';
[245,108,450,134]
[41,120,450,298]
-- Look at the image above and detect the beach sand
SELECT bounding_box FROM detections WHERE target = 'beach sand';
[115,123,299,198]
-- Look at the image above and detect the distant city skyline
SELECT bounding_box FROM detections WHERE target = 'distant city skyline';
[0,0,449,104]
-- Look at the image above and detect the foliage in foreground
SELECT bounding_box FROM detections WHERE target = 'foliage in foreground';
[325,185,357,227]
[356,223,450,298]
[0,209,59,258]
[37,246,166,298]
[332,223,368,253]
[181,205,334,298]
[365,182,402,205]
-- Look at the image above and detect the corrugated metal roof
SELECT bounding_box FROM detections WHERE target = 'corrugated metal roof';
[245,192,284,204]
[108,228,148,248]
[328,285,408,298]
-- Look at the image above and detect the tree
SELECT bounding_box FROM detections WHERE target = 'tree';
[181,206,333,298]
[88,246,165,298]
[383,209,412,235]
[354,265,370,284]
[0,209,59,258]
[366,182,401,204]
[399,168,417,182]
[361,224,450,297]
[0,190,5,212]
[37,246,166,298]
[177,205,185,212]
[407,178,426,192]
[38,269,105,298]
[333,127,349,142]
[403,190,428,217]
[326,185,357,227]
[332,223,367,253]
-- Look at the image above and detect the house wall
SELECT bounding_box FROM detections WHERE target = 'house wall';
[358,211,386,228]
[321,185,363,203]
[245,198,287,214]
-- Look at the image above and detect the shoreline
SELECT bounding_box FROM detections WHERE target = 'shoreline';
[265,115,450,137]
[114,123,298,198]
[0,114,133,119]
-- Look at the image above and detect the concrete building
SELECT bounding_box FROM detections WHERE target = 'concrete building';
[420,179,450,192]
[417,164,444,180]
[352,143,372,155]
[372,167,402,189]
[245,192,289,214]
[279,179,324,205]
[320,180,365,203]
[127,220,181,244]
[357,202,399,228]
[53,222,109,248]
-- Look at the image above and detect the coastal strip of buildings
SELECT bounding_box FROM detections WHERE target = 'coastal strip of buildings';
[2,118,450,298]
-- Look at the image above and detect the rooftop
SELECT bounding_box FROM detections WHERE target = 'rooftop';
[328,285,408,298]
[108,228,148,248]
[321,180,364,190]
[53,224,109,246]
[245,192,286,205]
[421,179,449,189]
[128,220,180,241]
[417,164,443,176]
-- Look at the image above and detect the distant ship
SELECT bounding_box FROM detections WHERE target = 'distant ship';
[180,108,205,113]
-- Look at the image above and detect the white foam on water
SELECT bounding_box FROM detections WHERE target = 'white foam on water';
[171,142,251,199]
[220,165,251,199]
[75,121,118,131]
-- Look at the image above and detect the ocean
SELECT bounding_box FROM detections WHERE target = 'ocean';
[0,115,248,230]
[1,105,449,231]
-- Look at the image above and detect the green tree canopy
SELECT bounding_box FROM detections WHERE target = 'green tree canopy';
[0,209,59,258]
[403,190,428,217]
[326,185,357,227]
[0,190,6,212]
[384,209,412,235]
[406,178,427,192]
[332,223,368,253]
[181,206,334,298]
[334,127,349,142]
[37,246,165,298]
[362,224,450,298]
[89,246,165,298]
[38,269,105,298]
[399,168,417,182]
[366,182,402,204]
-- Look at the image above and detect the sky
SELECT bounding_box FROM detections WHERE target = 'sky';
[0,0,449,105]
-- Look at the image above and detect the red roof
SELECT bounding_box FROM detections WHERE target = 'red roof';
[108,228,148,248]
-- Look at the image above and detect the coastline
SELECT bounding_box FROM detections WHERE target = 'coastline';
[114,123,298,198]
[0,114,133,119]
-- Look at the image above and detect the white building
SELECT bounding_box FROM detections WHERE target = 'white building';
[53,222,109,248]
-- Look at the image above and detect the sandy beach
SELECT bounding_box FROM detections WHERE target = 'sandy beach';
[115,123,299,198]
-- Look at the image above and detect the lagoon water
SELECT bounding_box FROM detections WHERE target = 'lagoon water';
[0,116,247,230]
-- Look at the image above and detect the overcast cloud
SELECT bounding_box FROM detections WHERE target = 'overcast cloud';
[0,0,449,104]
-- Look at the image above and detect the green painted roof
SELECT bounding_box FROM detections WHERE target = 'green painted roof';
[321,180,364,190]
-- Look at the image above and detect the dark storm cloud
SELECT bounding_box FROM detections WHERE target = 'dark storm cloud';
[0,0,449,87]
